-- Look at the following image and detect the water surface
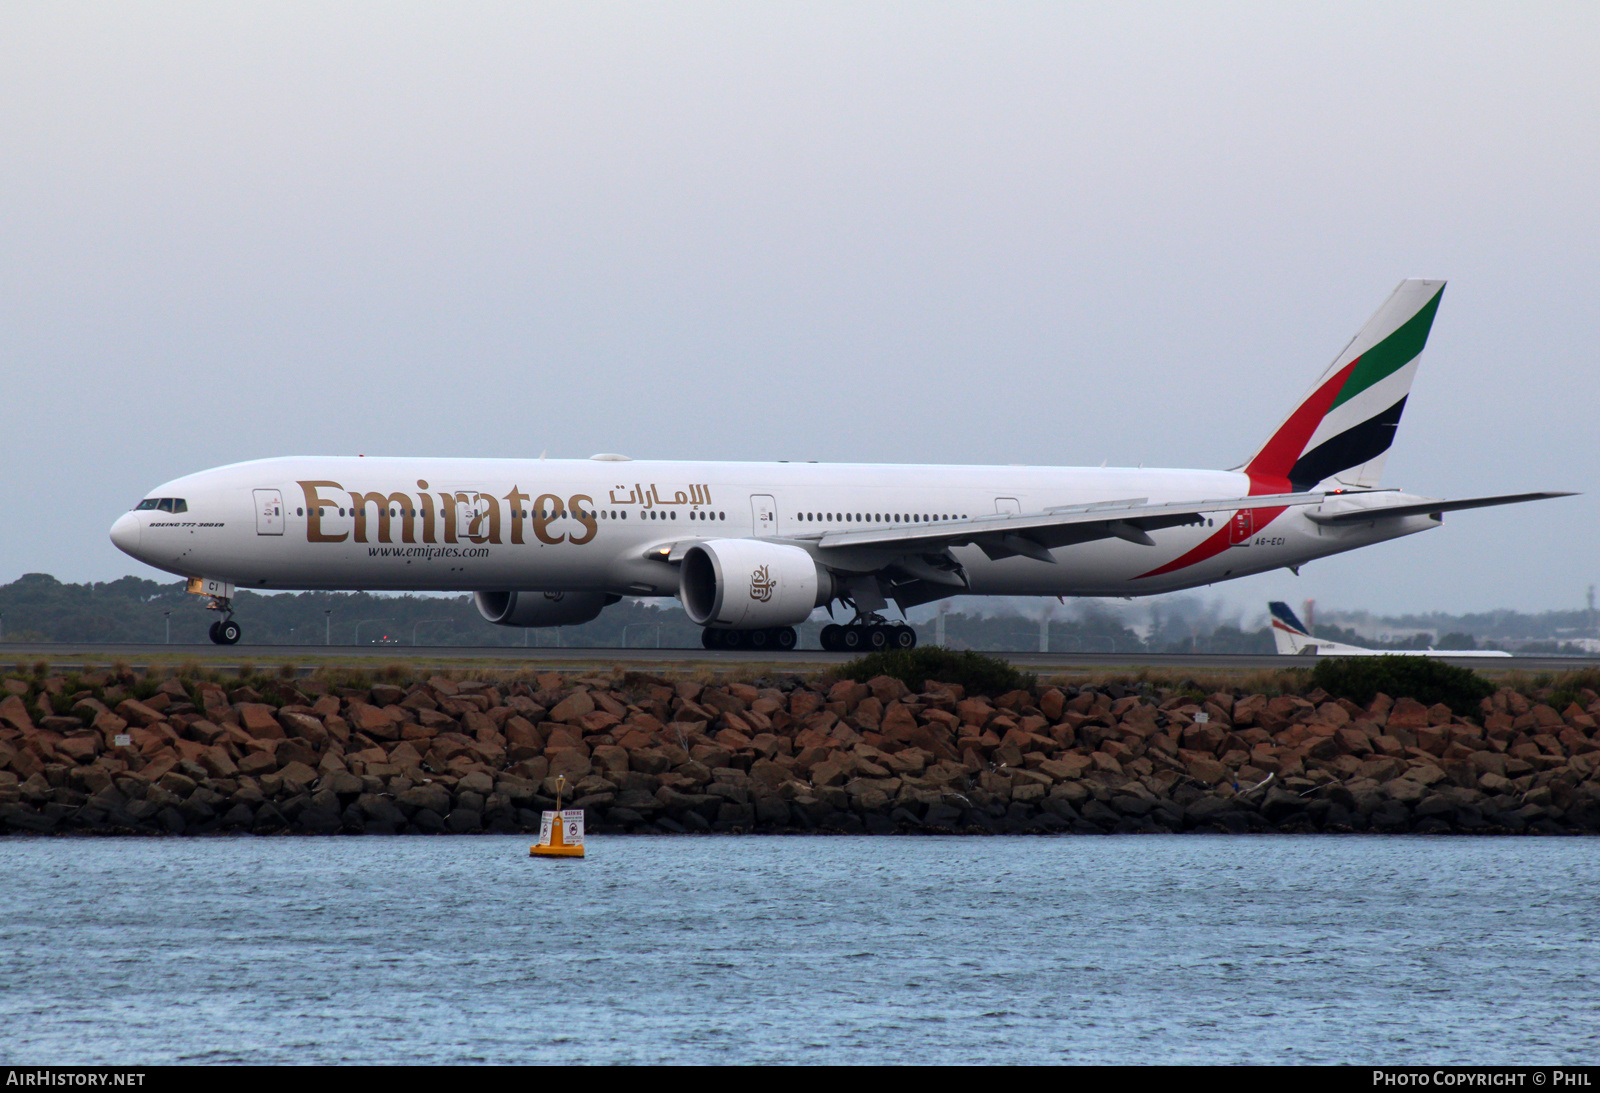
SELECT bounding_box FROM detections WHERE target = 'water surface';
[1,835,1595,1064]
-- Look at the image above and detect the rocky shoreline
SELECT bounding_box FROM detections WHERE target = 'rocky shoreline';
[2,666,1598,837]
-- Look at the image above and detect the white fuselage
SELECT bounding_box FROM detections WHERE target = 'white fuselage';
[109,455,1439,601]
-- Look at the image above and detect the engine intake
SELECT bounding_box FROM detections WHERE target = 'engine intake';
[474,590,619,628]
[679,539,833,629]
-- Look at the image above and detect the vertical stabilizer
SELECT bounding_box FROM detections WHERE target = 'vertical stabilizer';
[1268,601,1314,654]
[1243,280,1445,491]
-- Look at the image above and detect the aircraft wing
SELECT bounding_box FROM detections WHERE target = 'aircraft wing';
[1307,491,1576,527]
[801,491,1328,562]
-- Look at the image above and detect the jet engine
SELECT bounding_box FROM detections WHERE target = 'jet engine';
[679,539,834,629]
[474,590,620,628]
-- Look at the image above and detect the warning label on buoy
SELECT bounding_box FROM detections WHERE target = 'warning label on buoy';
[539,809,584,847]
[532,809,585,858]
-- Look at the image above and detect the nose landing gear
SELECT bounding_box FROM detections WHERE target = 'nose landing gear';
[187,578,243,646]
[206,599,242,645]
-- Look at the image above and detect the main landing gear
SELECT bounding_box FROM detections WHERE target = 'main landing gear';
[701,626,798,651]
[206,598,242,645]
[819,621,917,652]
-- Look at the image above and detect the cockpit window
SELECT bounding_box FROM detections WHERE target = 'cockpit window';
[136,499,160,510]
[136,497,188,513]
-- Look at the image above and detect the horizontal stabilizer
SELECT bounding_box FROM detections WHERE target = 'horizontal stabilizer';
[1308,491,1576,527]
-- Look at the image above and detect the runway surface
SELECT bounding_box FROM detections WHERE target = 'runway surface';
[1,643,1594,675]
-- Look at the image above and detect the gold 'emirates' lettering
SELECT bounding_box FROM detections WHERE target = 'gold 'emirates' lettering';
[417,480,436,543]
[568,494,597,545]
[531,493,565,544]
[295,480,607,549]
[466,493,501,544]
[350,490,418,544]
[503,487,529,545]
[443,492,466,544]
[299,481,348,543]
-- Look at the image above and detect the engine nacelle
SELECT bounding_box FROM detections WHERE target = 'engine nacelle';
[474,590,619,628]
[679,539,834,629]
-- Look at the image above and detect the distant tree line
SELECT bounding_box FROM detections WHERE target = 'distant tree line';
[0,573,1258,651]
[0,573,1591,654]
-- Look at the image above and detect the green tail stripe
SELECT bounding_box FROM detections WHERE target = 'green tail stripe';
[1329,287,1444,410]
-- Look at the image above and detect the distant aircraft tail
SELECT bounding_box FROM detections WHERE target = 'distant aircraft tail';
[1266,600,1515,658]
[1241,279,1445,492]
[1268,601,1315,655]
[1268,601,1377,656]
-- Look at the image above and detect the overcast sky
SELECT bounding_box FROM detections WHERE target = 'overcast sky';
[2,2,1595,622]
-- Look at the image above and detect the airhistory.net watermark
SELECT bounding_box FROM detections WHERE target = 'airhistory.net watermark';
[5,1074,145,1087]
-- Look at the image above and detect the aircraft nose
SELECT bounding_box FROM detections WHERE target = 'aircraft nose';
[110,511,141,556]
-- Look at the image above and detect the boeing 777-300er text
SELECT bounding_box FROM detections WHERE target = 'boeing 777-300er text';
[110,280,1573,651]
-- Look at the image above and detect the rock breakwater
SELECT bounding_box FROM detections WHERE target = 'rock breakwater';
[2,667,1598,836]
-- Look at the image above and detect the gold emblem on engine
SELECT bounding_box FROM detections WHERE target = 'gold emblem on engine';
[749,564,776,602]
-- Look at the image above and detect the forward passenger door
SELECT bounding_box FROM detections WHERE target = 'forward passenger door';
[253,489,284,535]
[751,494,777,536]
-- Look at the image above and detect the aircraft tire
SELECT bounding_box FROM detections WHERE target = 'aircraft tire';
[701,629,722,650]
[208,621,223,645]
[747,629,770,650]
[722,629,744,650]
[820,624,842,651]
[867,626,889,651]
[841,626,863,652]
[219,620,242,645]
[892,625,916,649]
[775,627,797,651]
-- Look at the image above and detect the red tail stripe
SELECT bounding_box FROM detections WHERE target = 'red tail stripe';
[1245,358,1357,480]
[1138,354,1358,580]
[1134,500,1288,579]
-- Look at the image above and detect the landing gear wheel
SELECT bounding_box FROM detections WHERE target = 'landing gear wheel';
[701,629,723,650]
[721,630,744,650]
[208,621,223,644]
[891,624,917,649]
[867,626,890,651]
[820,624,843,652]
[841,626,864,652]
[747,629,770,650]
[218,620,242,645]
[775,627,797,651]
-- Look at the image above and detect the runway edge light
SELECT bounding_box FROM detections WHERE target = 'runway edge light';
[532,775,585,859]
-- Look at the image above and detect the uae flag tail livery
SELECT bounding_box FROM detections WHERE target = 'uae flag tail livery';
[1243,278,1444,494]
[108,279,1576,650]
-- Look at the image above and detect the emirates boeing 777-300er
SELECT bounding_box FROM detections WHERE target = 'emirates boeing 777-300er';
[110,280,1572,651]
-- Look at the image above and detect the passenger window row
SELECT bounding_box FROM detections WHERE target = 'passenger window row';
[797,511,964,524]
[290,506,728,522]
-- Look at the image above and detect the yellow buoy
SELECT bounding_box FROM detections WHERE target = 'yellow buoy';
[531,775,585,859]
